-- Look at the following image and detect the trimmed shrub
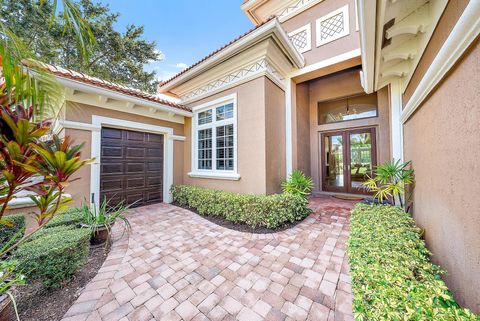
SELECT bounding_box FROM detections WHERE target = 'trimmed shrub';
[26,225,74,242]
[171,185,311,229]
[0,214,25,250]
[45,208,83,228]
[348,204,479,321]
[13,227,90,288]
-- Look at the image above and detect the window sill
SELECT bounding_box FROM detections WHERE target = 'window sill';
[188,172,241,181]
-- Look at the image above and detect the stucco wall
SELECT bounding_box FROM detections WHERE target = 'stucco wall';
[265,78,286,194]
[403,38,480,313]
[294,82,311,176]
[184,77,268,195]
[64,102,185,206]
[306,67,390,193]
[281,0,359,67]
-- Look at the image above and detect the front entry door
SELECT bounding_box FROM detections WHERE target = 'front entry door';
[321,128,377,194]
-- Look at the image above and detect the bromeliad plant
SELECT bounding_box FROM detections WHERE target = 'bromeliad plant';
[281,170,314,199]
[362,159,415,211]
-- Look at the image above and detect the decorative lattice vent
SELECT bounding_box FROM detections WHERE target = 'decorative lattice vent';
[316,5,350,47]
[288,24,312,54]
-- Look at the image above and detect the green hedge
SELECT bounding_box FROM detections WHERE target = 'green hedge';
[0,214,26,250]
[13,227,90,288]
[26,225,74,242]
[45,208,83,229]
[348,204,479,321]
[171,185,311,229]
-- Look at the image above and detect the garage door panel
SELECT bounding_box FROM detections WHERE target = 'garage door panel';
[126,131,144,141]
[146,191,162,203]
[102,163,123,174]
[102,146,123,158]
[102,128,122,139]
[101,178,124,191]
[147,148,163,158]
[126,177,145,188]
[126,163,145,173]
[147,134,164,143]
[126,192,144,204]
[147,176,162,187]
[126,147,145,158]
[147,162,162,172]
[100,127,164,207]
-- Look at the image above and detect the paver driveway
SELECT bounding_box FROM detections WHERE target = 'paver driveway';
[62,196,356,321]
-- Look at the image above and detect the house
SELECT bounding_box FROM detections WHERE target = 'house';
[13,0,479,314]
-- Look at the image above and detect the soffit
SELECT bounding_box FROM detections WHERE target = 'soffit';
[373,0,448,91]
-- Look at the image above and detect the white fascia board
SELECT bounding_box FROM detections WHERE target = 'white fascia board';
[56,76,193,117]
[356,0,376,94]
[158,19,304,93]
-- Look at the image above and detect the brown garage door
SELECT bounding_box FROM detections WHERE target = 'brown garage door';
[100,127,164,207]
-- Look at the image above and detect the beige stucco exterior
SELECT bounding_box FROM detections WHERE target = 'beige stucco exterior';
[183,76,286,195]
[281,0,359,67]
[403,35,480,314]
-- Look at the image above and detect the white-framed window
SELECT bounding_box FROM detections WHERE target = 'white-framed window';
[316,5,350,47]
[288,24,312,54]
[190,93,239,180]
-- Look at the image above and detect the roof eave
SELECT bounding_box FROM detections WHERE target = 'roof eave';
[56,76,193,117]
[158,19,305,93]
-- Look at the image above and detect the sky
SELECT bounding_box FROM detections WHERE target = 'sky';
[93,0,253,82]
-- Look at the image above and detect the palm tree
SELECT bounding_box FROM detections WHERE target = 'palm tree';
[0,0,95,118]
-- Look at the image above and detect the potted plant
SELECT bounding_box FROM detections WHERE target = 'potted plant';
[0,260,25,321]
[79,199,132,245]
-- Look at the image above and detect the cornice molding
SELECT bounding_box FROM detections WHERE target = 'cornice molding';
[180,57,285,103]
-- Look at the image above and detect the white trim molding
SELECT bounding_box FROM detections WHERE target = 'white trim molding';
[90,116,176,205]
[288,24,312,54]
[187,172,241,181]
[285,79,293,176]
[278,0,324,22]
[356,0,376,93]
[159,19,304,94]
[60,120,101,132]
[181,58,285,103]
[401,1,480,123]
[288,48,361,78]
[316,5,350,47]
[390,79,404,161]
[189,93,240,181]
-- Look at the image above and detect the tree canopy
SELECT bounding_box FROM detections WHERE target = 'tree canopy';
[0,0,161,93]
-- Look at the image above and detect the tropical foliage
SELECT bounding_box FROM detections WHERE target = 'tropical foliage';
[0,0,95,115]
[281,170,314,199]
[171,185,312,229]
[0,0,162,93]
[0,0,94,301]
[362,159,414,211]
[348,204,479,321]
[79,198,132,239]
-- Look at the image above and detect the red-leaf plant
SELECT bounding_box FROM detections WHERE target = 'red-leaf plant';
[0,104,92,255]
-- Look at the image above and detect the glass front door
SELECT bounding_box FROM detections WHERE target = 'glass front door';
[321,128,376,194]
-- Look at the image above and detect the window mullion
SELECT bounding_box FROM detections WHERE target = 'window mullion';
[212,109,217,172]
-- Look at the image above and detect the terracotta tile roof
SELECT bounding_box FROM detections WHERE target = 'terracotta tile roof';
[25,61,190,112]
[159,17,277,88]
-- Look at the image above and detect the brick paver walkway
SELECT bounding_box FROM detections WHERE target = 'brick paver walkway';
[62,196,356,321]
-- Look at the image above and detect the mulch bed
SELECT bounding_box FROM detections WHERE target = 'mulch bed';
[173,203,308,234]
[13,245,110,321]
